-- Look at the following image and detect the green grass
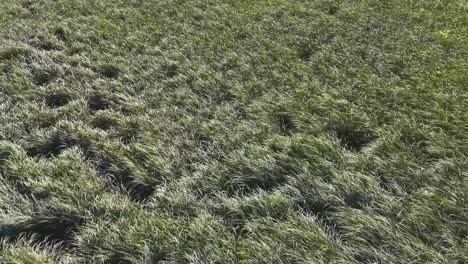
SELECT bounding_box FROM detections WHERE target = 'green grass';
[0,0,467,263]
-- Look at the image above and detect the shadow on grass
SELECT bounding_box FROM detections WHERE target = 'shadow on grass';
[332,124,377,152]
[95,157,155,202]
[87,92,112,113]
[0,213,84,250]
[26,133,75,158]
[22,214,84,249]
[44,92,73,108]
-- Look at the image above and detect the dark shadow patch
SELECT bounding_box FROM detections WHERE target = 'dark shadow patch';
[31,68,60,86]
[333,124,377,152]
[0,144,17,163]
[327,5,339,15]
[0,212,85,251]
[53,27,67,41]
[164,64,178,78]
[45,92,72,108]
[91,115,118,130]
[87,93,112,113]
[236,30,249,40]
[26,133,77,158]
[194,133,213,152]
[16,182,51,201]
[21,0,34,8]
[126,182,155,203]
[292,184,344,238]
[299,47,313,61]
[297,198,334,217]
[98,64,120,79]
[275,112,296,137]
[38,41,57,51]
[23,214,84,249]
[0,224,22,243]
[296,197,342,234]
[297,201,344,241]
[298,43,315,61]
[389,59,407,78]
[95,157,154,202]
[343,191,369,209]
[20,0,38,14]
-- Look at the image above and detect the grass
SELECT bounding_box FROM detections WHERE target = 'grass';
[0,0,467,263]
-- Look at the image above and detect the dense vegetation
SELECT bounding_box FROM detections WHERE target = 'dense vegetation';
[0,0,467,263]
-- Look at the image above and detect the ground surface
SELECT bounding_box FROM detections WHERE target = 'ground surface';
[0,0,467,263]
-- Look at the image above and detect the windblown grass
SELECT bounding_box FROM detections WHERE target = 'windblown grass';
[0,0,467,263]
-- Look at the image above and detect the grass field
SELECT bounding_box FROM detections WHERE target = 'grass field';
[0,0,467,263]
